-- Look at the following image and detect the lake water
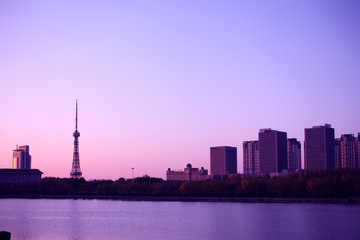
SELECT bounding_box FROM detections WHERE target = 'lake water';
[0,199,359,240]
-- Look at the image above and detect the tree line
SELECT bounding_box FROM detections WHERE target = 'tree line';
[1,168,360,198]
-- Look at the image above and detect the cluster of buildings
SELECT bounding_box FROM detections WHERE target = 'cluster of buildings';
[245,124,360,175]
[167,146,238,181]
[0,145,42,185]
[1,101,81,187]
[167,124,360,181]
[243,128,299,175]
[308,125,360,169]
[167,146,239,181]
[2,120,359,185]
[335,133,360,169]
[245,124,359,175]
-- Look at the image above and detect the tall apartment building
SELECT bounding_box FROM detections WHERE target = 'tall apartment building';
[210,146,237,176]
[287,138,301,171]
[259,129,287,173]
[304,124,335,170]
[13,145,31,169]
[335,134,357,168]
[356,133,360,168]
[334,138,341,168]
[243,141,259,174]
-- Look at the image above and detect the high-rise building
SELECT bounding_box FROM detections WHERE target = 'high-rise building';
[336,134,357,168]
[334,138,341,168]
[304,124,335,170]
[70,100,82,178]
[243,141,259,174]
[287,138,301,171]
[210,146,237,176]
[259,129,287,173]
[356,133,360,168]
[13,145,31,169]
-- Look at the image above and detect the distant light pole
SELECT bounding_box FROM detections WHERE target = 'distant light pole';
[132,167,134,184]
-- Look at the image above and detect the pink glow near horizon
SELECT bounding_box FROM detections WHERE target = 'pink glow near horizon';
[0,1,359,180]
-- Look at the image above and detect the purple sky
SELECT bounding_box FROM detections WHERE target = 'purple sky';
[1,1,359,180]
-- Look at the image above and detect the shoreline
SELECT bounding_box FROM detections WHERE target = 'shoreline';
[1,195,359,204]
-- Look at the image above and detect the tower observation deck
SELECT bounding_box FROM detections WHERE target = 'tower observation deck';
[70,100,82,178]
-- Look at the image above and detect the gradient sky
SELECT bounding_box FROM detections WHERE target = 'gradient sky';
[1,1,359,180]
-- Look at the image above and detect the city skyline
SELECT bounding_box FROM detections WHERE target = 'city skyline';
[1,1,359,180]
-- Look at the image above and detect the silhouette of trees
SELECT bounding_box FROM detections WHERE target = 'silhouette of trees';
[1,168,359,198]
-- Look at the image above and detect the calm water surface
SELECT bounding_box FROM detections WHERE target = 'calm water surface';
[0,199,359,240]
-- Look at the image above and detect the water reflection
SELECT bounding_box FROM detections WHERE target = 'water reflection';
[0,199,360,240]
[68,200,83,240]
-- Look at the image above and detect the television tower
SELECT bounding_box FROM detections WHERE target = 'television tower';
[70,99,82,178]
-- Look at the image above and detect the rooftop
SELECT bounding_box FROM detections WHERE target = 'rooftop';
[0,169,43,174]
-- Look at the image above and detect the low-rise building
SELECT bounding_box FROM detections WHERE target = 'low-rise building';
[0,169,43,184]
[166,164,210,181]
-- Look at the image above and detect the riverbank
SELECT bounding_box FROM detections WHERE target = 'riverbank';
[1,195,360,204]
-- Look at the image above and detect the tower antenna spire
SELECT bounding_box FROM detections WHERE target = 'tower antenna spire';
[75,99,78,131]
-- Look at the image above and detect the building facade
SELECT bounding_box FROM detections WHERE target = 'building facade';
[287,138,301,171]
[243,141,259,174]
[335,134,357,168]
[0,169,42,184]
[13,145,31,170]
[210,146,237,176]
[356,133,360,168]
[259,129,287,173]
[166,164,210,181]
[334,138,341,168]
[304,124,335,170]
